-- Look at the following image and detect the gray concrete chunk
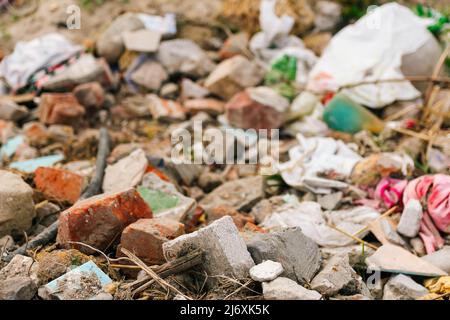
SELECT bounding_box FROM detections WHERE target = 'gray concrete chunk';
[200,176,265,213]
[0,276,37,300]
[262,277,322,300]
[163,216,254,283]
[397,199,423,238]
[0,170,35,237]
[246,227,321,285]
[382,274,428,300]
[422,246,450,274]
[311,254,366,297]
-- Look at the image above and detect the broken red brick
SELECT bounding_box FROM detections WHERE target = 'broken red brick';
[34,167,86,204]
[120,218,185,265]
[207,205,255,230]
[57,188,153,252]
[184,98,224,116]
[73,82,105,109]
[38,93,86,125]
[225,90,284,130]
[23,122,49,146]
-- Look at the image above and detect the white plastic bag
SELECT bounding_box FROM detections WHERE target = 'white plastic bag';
[0,33,82,91]
[307,3,440,108]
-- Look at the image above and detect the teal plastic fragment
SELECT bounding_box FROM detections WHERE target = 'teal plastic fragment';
[0,135,24,158]
[9,154,64,173]
[43,261,112,300]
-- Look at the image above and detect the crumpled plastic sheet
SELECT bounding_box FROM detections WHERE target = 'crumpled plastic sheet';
[261,196,380,247]
[403,174,450,253]
[422,276,450,300]
[249,0,317,85]
[278,134,362,194]
[0,33,82,92]
[375,177,408,208]
[307,3,437,108]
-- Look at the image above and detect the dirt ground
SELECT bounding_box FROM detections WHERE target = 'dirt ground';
[1,0,446,55]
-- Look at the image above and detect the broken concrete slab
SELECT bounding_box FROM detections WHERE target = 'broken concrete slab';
[39,261,112,300]
[262,277,322,300]
[382,274,428,300]
[311,254,366,297]
[103,149,148,193]
[0,98,29,121]
[247,227,321,285]
[365,244,448,277]
[122,29,161,53]
[368,217,406,246]
[96,13,145,64]
[0,254,39,285]
[422,246,450,274]
[0,276,37,300]
[249,260,283,282]
[0,170,35,237]
[320,245,375,267]
[157,39,215,77]
[199,176,264,213]
[163,216,254,283]
[129,60,168,92]
[205,55,265,100]
[181,78,209,100]
[397,199,423,238]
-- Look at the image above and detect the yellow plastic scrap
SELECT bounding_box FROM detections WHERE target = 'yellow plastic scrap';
[421,276,450,300]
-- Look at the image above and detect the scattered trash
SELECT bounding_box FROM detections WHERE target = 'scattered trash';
[39,261,112,300]
[308,3,442,108]
[365,244,448,277]
[0,0,449,301]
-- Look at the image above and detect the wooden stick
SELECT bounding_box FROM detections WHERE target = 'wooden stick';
[353,206,398,237]
[121,247,192,300]
[391,127,431,141]
[130,249,203,296]
[329,225,379,250]
[425,46,450,107]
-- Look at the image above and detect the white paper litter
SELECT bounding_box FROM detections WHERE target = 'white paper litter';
[278,134,362,194]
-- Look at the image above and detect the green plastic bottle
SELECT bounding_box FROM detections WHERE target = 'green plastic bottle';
[323,93,384,134]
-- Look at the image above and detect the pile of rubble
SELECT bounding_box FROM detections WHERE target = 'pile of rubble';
[0,0,449,300]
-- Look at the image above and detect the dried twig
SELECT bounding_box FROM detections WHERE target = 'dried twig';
[121,247,192,300]
[129,249,203,296]
[425,46,450,107]
[329,225,379,250]
[353,206,398,237]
